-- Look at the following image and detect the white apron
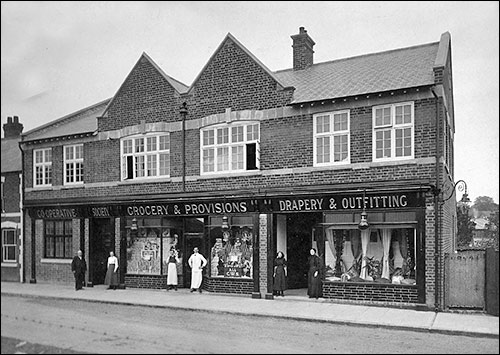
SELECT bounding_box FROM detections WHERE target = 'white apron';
[188,253,207,289]
[167,262,178,285]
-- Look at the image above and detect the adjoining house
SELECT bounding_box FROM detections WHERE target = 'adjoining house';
[20,27,457,310]
[1,116,24,281]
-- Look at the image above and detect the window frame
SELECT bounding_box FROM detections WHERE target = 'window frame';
[200,121,260,175]
[33,148,52,187]
[2,229,17,263]
[120,133,171,181]
[372,102,415,162]
[63,144,84,185]
[44,220,73,259]
[313,110,351,167]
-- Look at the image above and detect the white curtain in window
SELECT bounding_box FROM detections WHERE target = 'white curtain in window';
[360,229,370,279]
[381,229,391,279]
[325,228,336,269]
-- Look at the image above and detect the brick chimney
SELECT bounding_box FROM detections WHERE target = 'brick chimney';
[3,116,23,138]
[291,27,315,71]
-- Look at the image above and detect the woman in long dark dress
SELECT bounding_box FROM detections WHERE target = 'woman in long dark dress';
[273,251,287,296]
[104,251,119,290]
[307,248,324,299]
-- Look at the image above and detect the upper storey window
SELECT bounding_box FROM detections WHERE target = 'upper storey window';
[64,145,84,185]
[372,102,414,161]
[34,148,52,187]
[201,122,260,175]
[313,110,350,166]
[121,133,170,180]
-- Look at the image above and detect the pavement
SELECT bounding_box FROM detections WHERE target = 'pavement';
[1,281,498,339]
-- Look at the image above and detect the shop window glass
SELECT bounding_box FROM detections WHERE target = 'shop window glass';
[323,227,416,285]
[125,217,204,276]
[209,215,253,278]
[44,220,72,259]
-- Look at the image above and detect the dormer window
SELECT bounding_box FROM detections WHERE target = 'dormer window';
[201,122,260,175]
[121,133,170,180]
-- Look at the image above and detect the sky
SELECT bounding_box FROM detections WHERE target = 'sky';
[1,1,499,203]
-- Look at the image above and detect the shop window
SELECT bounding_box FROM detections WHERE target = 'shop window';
[201,122,260,175]
[323,227,416,285]
[372,102,414,161]
[121,133,170,180]
[2,229,17,262]
[44,220,73,259]
[33,148,52,187]
[313,110,350,166]
[208,215,254,278]
[125,217,204,276]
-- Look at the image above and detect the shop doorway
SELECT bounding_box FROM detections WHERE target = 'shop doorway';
[90,218,115,285]
[183,233,205,288]
[277,213,322,289]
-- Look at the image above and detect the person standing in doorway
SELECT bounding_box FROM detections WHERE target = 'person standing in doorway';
[71,250,87,291]
[273,251,287,297]
[307,248,324,299]
[188,247,207,293]
[166,248,180,291]
[104,251,119,290]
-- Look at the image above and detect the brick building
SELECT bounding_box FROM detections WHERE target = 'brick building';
[21,28,457,310]
[2,116,24,281]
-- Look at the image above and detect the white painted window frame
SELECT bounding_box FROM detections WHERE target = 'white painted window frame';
[63,144,84,185]
[200,121,260,175]
[120,133,170,181]
[313,110,351,167]
[33,148,52,187]
[372,101,414,162]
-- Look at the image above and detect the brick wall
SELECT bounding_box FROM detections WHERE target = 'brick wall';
[187,36,293,120]
[204,277,253,294]
[2,172,21,212]
[323,282,419,303]
[99,55,182,132]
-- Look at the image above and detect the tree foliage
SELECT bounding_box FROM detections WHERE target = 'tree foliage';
[457,204,476,248]
[473,196,499,212]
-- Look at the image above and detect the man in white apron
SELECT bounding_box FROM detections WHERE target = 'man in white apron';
[188,247,207,293]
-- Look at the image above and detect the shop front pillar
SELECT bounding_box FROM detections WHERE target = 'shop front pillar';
[258,214,273,299]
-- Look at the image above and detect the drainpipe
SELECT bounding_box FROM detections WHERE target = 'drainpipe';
[179,102,188,192]
[431,87,441,312]
[18,141,35,283]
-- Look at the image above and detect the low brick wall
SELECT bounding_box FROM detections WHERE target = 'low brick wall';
[323,281,419,303]
[204,277,254,295]
[125,274,184,290]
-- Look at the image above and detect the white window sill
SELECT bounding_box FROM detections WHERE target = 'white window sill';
[41,258,72,264]
[1,262,18,267]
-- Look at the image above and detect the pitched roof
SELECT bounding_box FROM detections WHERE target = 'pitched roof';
[1,137,22,173]
[274,42,440,104]
[22,98,111,142]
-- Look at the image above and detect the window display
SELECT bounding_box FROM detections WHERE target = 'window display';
[209,216,253,278]
[125,217,183,275]
[323,227,416,284]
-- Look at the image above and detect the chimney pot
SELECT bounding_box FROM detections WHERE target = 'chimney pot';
[7,116,12,123]
[14,116,18,123]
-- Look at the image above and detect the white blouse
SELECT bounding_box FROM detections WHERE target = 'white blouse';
[107,256,118,272]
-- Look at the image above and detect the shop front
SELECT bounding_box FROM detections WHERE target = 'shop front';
[27,187,428,304]
[267,188,427,304]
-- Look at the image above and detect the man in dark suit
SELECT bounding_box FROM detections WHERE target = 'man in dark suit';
[71,250,87,290]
